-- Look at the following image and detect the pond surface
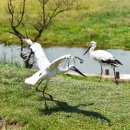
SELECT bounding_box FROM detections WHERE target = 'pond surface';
[0,44,129,75]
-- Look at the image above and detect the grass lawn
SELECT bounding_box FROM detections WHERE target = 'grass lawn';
[1,0,130,49]
[0,63,130,130]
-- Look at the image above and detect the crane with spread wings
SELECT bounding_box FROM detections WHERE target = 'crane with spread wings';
[23,38,85,108]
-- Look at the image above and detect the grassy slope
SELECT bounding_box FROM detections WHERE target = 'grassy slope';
[1,0,130,49]
[0,63,130,130]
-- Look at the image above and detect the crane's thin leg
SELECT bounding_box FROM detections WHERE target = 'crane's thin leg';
[42,82,53,101]
[35,79,44,92]
[113,68,118,85]
[44,92,53,101]
[42,83,49,109]
[100,65,103,80]
[36,80,53,100]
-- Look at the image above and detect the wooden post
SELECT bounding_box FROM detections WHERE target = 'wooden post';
[115,71,120,79]
[105,69,109,75]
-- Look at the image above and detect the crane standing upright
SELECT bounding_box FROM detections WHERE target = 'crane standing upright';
[84,41,123,84]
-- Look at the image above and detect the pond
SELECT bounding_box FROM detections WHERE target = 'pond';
[0,44,129,75]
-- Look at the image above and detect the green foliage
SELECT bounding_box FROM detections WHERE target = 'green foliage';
[0,64,130,129]
[1,0,130,49]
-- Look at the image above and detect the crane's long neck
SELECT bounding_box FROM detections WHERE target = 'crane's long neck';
[58,67,70,74]
[89,45,96,54]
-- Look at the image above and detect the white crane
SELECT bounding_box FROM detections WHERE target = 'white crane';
[23,38,85,108]
[84,41,123,84]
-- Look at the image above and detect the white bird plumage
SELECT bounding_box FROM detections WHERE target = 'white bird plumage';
[25,54,72,85]
[30,42,51,70]
[23,38,85,108]
[84,41,123,84]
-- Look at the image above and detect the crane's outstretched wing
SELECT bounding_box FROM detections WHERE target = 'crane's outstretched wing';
[25,55,71,85]
[48,54,71,71]
[25,54,84,85]
[30,42,51,70]
[23,38,34,45]
[23,38,51,70]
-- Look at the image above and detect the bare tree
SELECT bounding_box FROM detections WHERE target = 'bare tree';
[7,0,77,68]
[8,0,33,68]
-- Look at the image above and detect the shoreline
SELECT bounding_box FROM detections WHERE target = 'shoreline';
[67,72,130,81]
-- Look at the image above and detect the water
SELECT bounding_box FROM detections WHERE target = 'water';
[0,44,24,66]
[0,44,129,75]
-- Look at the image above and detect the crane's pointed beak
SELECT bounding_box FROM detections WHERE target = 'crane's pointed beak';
[84,46,91,55]
[73,67,86,77]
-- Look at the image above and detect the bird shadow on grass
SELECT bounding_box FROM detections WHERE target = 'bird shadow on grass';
[39,99,111,124]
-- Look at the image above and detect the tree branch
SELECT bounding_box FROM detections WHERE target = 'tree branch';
[33,0,74,42]
[7,0,76,68]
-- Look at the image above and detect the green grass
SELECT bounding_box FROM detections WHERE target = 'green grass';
[0,63,130,129]
[1,0,130,49]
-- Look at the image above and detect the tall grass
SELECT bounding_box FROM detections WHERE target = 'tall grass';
[1,0,130,49]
